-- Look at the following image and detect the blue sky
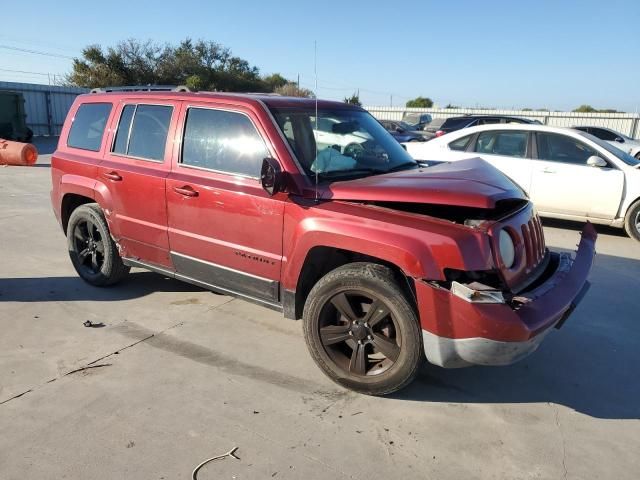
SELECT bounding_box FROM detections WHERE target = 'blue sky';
[1,0,639,110]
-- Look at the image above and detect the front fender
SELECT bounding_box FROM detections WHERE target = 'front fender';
[281,201,494,290]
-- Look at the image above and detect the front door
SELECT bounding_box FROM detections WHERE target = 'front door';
[529,132,624,219]
[166,104,285,306]
[98,100,182,268]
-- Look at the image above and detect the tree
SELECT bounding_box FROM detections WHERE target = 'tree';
[263,73,288,91]
[572,105,621,113]
[67,38,274,92]
[445,103,459,109]
[274,82,314,98]
[406,96,433,108]
[344,92,361,106]
[573,104,597,113]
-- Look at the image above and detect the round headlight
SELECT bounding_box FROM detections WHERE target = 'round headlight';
[499,229,515,269]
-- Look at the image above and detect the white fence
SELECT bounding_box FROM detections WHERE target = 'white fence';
[0,81,88,136]
[366,106,640,140]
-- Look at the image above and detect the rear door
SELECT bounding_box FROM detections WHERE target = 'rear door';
[529,131,624,219]
[165,103,285,306]
[467,129,534,192]
[98,100,182,268]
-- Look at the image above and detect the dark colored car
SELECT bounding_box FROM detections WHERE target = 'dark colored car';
[50,88,595,395]
[436,115,541,137]
[379,120,431,142]
[401,112,433,130]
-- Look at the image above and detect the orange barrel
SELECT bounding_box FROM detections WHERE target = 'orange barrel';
[0,139,38,166]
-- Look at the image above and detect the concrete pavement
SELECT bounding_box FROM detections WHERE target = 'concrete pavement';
[1,143,638,479]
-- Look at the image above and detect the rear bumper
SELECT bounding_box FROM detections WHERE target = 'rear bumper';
[416,223,597,368]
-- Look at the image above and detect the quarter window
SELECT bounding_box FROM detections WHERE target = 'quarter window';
[67,103,112,151]
[449,134,472,151]
[181,108,268,177]
[111,104,173,161]
[474,131,527,158]
[536,133,597,165]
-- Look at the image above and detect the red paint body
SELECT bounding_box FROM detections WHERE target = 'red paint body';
[51,91,595,349]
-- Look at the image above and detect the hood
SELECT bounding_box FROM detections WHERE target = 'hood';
[322,158,526,209]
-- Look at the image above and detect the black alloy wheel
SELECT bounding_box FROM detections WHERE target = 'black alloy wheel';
[319,291,401,377]
[72,217,106,276]
[303,262,422,395]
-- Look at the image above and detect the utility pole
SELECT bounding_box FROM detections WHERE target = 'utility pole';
[390,94,393,107]
[297,74,300,89]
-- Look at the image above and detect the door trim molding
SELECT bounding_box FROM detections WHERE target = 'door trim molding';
[122,256,282,312]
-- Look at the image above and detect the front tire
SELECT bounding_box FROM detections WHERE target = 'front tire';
[67,204,130,286]
[624,200,640,242]
[303,263,422,395]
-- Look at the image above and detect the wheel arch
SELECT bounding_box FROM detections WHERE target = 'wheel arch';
[60,193,95,234]
[59,175,116,235]
[285,245,420,320]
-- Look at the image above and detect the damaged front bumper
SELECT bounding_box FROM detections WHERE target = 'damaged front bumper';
[415,223,597,368]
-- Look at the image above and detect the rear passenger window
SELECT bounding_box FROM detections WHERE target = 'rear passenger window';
[181,108,268,177]
[474,131,527,158]
[449,135,472,151]
[111,104,173,161]
[112,105,135,155]
[67,103,112,151]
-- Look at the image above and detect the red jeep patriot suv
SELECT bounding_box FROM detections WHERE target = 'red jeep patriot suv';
[51,87,596,395]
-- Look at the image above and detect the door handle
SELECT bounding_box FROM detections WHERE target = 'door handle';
[542,167,556,174]
[173,185,199,197]
[103,171,122,181]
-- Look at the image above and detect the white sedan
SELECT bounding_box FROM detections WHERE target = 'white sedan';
[404,124,640,241]
[572,126,640,159]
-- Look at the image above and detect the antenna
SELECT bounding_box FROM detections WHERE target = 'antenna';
[314,40,319,203]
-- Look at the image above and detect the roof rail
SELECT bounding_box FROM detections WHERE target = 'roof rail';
[90,85,190,94]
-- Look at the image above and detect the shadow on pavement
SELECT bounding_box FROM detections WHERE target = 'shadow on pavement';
[0,271,206,303]
[394,250,640,420]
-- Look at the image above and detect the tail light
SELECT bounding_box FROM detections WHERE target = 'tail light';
[435,130,445,137]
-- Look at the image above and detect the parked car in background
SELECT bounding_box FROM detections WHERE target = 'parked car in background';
[573,126,640,159]
[435,115,541,137]
[51,89,595,395]
[405,124,640,240]
[379,120,430,142]
[401,112,432,130]
[422,117,447,135]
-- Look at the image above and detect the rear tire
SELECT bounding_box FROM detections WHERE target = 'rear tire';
[303,262,422,395]
[624,200,640,242]
[67,204,130,286]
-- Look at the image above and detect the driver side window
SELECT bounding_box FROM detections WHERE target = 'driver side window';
[536,132,597,165]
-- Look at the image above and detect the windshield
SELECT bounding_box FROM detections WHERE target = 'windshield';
[576,131,640,167]
[270,107,418,181]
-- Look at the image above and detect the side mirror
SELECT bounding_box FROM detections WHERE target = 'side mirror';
[261,158,283,195]
[396,127,406,134]
[615,137,624,143]
[586,155,608,168]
